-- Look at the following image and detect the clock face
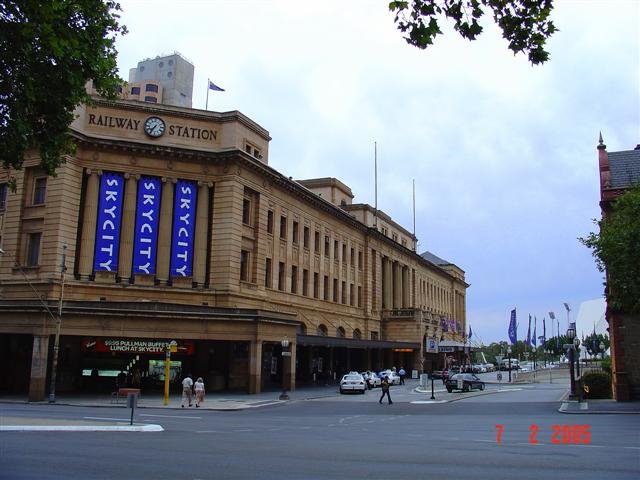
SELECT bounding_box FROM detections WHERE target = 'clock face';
[144,116,165,137]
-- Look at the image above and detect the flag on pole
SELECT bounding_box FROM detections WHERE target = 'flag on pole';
[543,317,546,344]
[533,317,537,347]
[468,325,473,340]
[208,80,225,91]
[526,314,531,347]
[508,309,517,345]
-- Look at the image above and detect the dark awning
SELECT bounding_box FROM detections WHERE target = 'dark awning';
[296,334,419,350]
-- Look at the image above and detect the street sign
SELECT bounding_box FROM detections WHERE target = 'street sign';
[497,372,502,382]
[281,351,292,357]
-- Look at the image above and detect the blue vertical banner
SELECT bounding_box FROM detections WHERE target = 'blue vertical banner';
[170,179,198,277]
[508,308,517,345]
[93,172,125,272]
[449,319,456,332]
[441,318,448,332]
[132,176,161,275]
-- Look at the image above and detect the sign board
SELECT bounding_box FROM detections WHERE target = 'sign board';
[281,351,292,357]
[497,372,503,382]
[439,346,455,353]
[81,338,194,355]
[426,337,438,353]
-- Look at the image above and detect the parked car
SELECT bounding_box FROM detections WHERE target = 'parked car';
[499,359,520,371]
[378,370,401,385]
[361,371,381,388]
[472,364,487,374]
[340,373,366,394]
[430,370,444,379]
[484,363,496,372]
[445,373,486,393]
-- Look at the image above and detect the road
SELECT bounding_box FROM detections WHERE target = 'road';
[1,382,638,480]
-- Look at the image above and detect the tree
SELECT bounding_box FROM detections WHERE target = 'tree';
[388,0,557,65]
[583,332,609,358]
[0,0,127,180]
[580,185,640,314]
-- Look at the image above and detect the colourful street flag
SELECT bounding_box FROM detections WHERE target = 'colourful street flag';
[508,309,517,345]
[543,317,546,344]
[526,314,531,346]
[533,317,537,347]
[468,325,473,340]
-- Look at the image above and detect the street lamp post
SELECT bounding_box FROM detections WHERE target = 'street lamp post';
[48,243,67,403]
[566,325,576,399]
[599,341,605,362]
[279,336,290,401]
[507,346,512,383]
[532,347,537,383]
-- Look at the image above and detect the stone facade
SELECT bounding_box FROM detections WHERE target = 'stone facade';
[0,95,467,400]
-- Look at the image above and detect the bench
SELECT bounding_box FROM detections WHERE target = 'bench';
[111,388,141,404]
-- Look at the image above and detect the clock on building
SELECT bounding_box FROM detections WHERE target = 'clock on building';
[143,116,166,138]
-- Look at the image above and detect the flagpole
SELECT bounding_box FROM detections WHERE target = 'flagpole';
[206,78,210,110]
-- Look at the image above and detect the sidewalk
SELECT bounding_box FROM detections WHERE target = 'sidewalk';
[559,398,640,415]
[0,384,340,411]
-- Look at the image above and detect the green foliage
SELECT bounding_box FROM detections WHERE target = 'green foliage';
[583,332,609,357]
[601,357,611,375]
[582,371,612,399]
[580,185,640,314]
[389,0,556,65]
[0,0,127,178]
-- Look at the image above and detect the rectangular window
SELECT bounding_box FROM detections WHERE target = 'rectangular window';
[323,275,329,301]
[371,331,379,341]
[267,210,274,234]
[401,239,407,247]
[278,262,285,291]
[280,216,287,240]
[26,232,42,267]
[333,240,338,260]
[350,283,354,306]
[342,244,347,264]
[242,198,251,225]
[358,251,363,269]
[240,250,249,281]
[314,231,320,253]
[0,183,7,209]
[291,266,298,294]
[358,286,362,307]
[341,281,346,304]
[303,226,310,249]
[313,273,319,299]
[392,233,398,242]
[265,258,272,288]
[131,86,141,95]
[350,248,355,266]
[324,235,330,257]
[292,221,299,245]
[333,279,338,302]
[33,177,46,205]
[144,96,158,103]
[145,83,159,92]
[302,269,309,296]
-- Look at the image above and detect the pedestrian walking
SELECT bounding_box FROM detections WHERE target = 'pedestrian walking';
[379,376,392,404]
[181,373,194,407]
[194,377,205,407]
[398,367,406,385]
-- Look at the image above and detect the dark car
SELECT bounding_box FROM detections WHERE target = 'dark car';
[445,373,485,393]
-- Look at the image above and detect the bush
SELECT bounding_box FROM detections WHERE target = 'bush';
[582,372,612,399]
[601,357,611,375]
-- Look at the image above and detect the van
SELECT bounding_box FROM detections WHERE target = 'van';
[498,358,520,371]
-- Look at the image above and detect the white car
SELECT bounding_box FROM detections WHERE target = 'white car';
[340,373,366,394]
[361,371,381,388]
[378,370,401,385]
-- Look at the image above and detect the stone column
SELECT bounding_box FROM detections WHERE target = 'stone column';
[193,182,210,286]
[117,173,138,283]
[78,170,100,279]
[156,178,175,284]
[249,340,262,394]
[28,334,50,402]
[402,266,409,308]
[286,344,297,392]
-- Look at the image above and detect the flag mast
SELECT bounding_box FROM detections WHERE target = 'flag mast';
[374,141,378,229]
[206,78,210,110]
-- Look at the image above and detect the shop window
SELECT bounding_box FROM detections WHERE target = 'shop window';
[26,232,42,266]
[33,177,47,205]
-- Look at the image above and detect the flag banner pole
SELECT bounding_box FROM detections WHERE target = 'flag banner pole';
[206,78,210,110]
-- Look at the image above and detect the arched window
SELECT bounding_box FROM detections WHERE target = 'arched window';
[317,324,328,337]
[336,327,345,338]
[297,323,307,336]
[353,329,362,340]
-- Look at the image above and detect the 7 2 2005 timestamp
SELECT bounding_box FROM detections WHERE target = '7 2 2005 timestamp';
[495,424,591,444]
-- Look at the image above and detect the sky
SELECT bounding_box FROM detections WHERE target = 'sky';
[113,0,639,345]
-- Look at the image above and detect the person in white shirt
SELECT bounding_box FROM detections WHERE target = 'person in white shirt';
[181,374,194,408]
[194,377,205,407]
